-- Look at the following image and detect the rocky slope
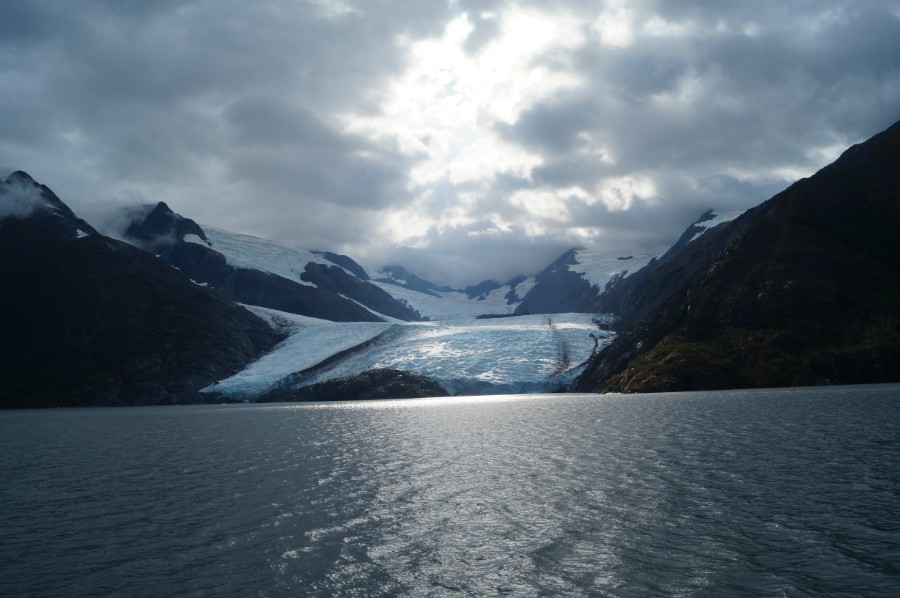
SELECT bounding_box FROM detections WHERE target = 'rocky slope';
[513,250,654,317]
[0,173,283,407]
[574,118,900,393]
[595,210,750,328]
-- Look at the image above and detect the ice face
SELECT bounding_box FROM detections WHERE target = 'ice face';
[206,312,615,399]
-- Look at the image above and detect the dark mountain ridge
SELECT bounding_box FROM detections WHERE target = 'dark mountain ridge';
[314,250,370,280]
[595,210,755,328]
[574,118,900,393]
[0,173,283,407]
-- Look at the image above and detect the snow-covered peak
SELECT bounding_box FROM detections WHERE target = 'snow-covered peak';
[375,265,453,296]
[568,250,654,289]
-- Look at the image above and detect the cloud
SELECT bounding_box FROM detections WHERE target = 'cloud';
[0,177,46,221]
[1,0,899,285]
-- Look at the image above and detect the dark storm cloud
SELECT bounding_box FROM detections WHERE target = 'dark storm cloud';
[488,0,900,250]
[504,2,900,177]
[223,94,416,209]
[1,0,899,286]
[0,1,447,185]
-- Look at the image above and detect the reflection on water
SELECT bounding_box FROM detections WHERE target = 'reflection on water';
[2,385,899,596]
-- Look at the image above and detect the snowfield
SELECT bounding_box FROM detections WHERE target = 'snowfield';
[206,310,614,399]
[371,280,533,321]
[689,210,746,242]
[185,227,337,287]
[569,251,654,290]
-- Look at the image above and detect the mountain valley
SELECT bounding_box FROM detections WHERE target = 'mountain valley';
[2,118,899,406]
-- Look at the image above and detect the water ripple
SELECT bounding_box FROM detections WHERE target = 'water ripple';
[1,386,899,596]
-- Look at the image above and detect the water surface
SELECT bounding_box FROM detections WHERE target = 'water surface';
[2,385,899,596]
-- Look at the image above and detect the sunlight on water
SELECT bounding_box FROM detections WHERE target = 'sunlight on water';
[286,392,563,411]
[1,385,899,596]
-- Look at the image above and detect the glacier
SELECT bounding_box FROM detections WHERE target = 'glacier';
[206,309,613,399]
[179,223,646,400]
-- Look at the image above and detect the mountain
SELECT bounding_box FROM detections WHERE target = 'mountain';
[537,213,747,323]
[315,251,370,280]
[514,249,653,316]
[574,118,900,393]
[125,202,422,322]
[120,203,663,323]
[371,249,656,321]
[595,209,747,327]
[375,265,454,297]
[0,172,283,407]
[369,265,534,320]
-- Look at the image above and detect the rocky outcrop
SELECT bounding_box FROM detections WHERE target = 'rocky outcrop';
[316,251,370,281]
[125,201,207,248]
[574,118,900,393]
[0,173,283,407]
[260,368,449,402]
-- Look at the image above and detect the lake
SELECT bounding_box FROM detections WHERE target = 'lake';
[2,385,899,596]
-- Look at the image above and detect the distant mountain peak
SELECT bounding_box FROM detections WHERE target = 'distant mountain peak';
[313,250,370,281]
[6,170,36,185]
[375,265,454,296]
[125,201,207,248]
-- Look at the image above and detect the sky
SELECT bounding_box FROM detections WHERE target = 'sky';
[2,0,899,286]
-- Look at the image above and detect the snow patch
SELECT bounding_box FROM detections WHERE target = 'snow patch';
[182,234,209,246]
[689,210,746,242]
[75,229,90,239]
